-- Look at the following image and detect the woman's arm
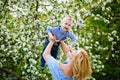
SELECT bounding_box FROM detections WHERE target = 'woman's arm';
[43,41,55,62]
[60,41,71,56]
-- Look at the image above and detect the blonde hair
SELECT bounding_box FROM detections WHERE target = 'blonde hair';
[72,49,92,80]
[60,16,72,24]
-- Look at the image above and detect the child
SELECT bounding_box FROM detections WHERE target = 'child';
[40,16,76,70]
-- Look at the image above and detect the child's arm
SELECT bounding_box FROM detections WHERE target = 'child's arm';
[48,32,54,40]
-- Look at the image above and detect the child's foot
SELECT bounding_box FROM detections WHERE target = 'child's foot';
[40,66,44,71]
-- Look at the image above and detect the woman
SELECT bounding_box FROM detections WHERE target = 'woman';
[43,37,92,80]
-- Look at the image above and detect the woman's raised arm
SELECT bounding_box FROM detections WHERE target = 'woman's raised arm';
[60,41,71,56]
[43,37,56,61]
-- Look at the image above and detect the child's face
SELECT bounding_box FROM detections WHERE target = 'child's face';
[61,18,72,32]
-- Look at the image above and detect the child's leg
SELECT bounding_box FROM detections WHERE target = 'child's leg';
[51,42,60,59]
[40,55,45,69]
[40,39,49,70]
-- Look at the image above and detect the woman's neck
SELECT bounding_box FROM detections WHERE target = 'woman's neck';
[60,60,73,77]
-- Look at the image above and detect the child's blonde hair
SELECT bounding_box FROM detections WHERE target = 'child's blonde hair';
[60,16,72,24]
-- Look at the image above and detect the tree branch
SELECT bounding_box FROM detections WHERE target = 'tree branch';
[0,67,21,79]
[0,0,8,13]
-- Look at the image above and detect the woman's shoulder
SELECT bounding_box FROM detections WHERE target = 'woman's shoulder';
[59,63,73,79]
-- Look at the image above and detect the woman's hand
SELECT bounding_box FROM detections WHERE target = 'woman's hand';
[49,36,57,43]
[48,33,54,41]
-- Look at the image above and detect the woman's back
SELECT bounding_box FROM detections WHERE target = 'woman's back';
[46,55,73,80]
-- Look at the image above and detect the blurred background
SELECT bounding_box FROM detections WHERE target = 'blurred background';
[0,0,120,80]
